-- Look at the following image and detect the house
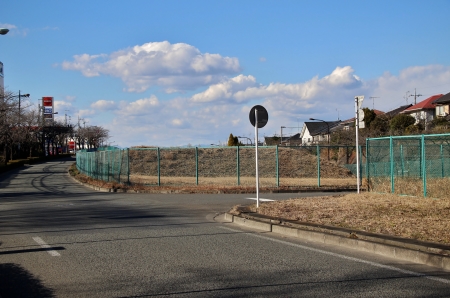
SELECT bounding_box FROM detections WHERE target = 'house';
[433,92,450,120]
[281,133,302,146]
[335,109,386,131]
[400,94,443,126]
[383,104,412,119]
[300,121,341,145]
[263,133,302,146]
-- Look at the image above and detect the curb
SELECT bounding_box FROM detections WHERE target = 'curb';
[225,212,450,271]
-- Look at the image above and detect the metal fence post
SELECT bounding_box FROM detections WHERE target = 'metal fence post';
[400,145,404,177]
[107,150,110,182]
[118,149,122,184]
[157,147,161,186]
[390,136,394,193]
[237,146,240,186]
[195,147,199,185]
[422,135,427,197]
[276,145,279,187]
[366,139,369,191]
[127,148,130,185]
[317,145,321,187]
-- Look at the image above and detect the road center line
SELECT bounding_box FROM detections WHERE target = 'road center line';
[32,237,61,257]
[219,226,450,285]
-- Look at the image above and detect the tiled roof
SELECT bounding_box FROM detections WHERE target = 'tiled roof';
[384,104,412,118]
[304,121,341,136]
[402,94,443,113]
[433,92,450,105]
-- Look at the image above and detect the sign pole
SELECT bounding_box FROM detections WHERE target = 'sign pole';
[354,95,364,193]
[255,108,260,208]
[249,104,268,208]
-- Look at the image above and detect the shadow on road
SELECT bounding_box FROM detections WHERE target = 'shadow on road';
[0,263,55,298]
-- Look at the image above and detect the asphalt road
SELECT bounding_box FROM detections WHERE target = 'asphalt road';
[1,158,450,297]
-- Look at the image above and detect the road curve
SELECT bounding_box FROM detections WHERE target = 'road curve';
[1,158,450,297]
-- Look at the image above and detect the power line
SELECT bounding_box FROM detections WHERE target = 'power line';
[369,96,379,109]
[409,88,422,105]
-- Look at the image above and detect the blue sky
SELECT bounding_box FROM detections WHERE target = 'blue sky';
[1,0,450,147]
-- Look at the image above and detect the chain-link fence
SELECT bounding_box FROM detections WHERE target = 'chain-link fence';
[76,145,364,189]
[366,133,450,198]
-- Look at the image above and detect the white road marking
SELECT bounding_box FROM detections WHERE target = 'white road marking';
[219,226,450,285]
[245,198,275,202]
[32,237,61,257]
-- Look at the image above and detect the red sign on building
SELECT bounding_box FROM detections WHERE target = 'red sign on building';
[43,97,53,107]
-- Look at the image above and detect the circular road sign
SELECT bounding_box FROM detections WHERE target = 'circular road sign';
[249,105,269,128]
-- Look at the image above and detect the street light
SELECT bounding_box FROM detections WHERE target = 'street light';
[309,118,330,160]
[236,136,252,146]
[0,28,9,35]
[11,91,30,123]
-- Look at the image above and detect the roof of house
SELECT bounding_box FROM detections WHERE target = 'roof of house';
[401,94,443,113]
[303,121,341,136]
[383,104,412,118]
[433,92,450,105]
[264,133,301,145]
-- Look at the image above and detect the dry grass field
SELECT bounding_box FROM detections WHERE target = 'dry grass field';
[129,174,356,188]
[248,192,450,245]
[128,147,356,188]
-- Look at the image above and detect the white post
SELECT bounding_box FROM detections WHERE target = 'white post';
[355,97,360,193]
[255,108,260,208]
[355,96,364,193]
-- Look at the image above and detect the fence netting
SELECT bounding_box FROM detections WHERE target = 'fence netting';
[367,133,450,198]
[76,145,364,189]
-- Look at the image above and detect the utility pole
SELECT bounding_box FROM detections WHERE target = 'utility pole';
[369,96,379,109]
[409,88,422,105]
[65,110,69,126]
[404,91,410,104]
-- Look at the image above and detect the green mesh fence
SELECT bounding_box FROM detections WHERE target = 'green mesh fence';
[76,145,363,189]
[366,133,450,198]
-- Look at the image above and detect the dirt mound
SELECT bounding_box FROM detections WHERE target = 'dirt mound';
[129,147,354,178]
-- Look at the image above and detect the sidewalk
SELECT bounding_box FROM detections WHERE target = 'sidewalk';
[225,207,450,271]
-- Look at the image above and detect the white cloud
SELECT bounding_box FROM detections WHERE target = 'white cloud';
[78,109,96,118]
[61,41,241,93]
[190,66,363,107]
[0,23,17,30]
[191,75,259,103]
[81,64,450,147]
[0,23,28,36]
[91,100,116,111]
[65,95,76,102]
[117,95,160,116]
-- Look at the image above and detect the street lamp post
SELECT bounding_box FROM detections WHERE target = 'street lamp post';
[14,91,30,124]
[236,136,252,146]
[280,126,286,145]
[309,118,330,160]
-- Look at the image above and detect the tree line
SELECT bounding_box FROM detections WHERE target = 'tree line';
[226,108,450,147]
[0,88,109,165]
[332,108,450,146]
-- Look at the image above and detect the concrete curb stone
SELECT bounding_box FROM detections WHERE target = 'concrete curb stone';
[226,212,450,271]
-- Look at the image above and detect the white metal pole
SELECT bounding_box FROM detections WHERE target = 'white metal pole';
[255,108,260,208]
[355,97,360,193]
